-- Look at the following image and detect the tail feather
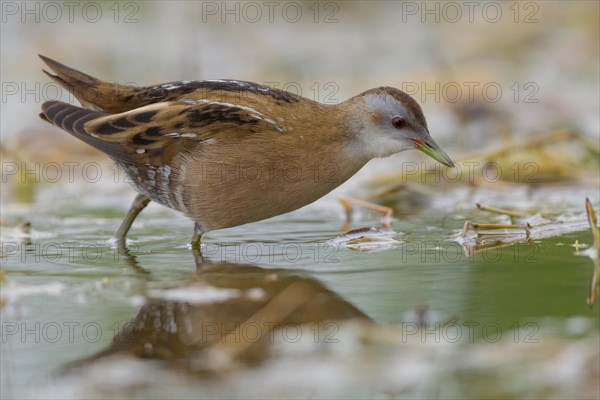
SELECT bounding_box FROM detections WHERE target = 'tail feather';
[39,55,99,88]
[41,101,131,162]
[38,55,137,113]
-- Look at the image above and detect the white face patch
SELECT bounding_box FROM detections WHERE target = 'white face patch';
[353,129,415,159]
[348,92,423,159]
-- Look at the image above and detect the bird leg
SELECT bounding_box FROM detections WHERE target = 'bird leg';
[191,223,207,267]
[191,223,204,249]
[113,193,151,241]
[114,240,151,275]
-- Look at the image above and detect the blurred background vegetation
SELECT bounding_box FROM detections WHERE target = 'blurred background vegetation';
[1,2,599,399]
[1,1,598,187]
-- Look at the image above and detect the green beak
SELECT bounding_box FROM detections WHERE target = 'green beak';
[414,138,454,167]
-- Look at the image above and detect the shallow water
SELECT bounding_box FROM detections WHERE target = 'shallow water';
[1,2,599,396]
[1,172,598,398]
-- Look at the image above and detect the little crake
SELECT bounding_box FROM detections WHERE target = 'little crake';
[39,55,453,249]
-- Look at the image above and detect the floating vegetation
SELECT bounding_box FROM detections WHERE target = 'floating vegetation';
[585,199,600,307]
[370,129,599,189]
[329,226,402,252]
[457,203,592,255]
[337,195,394,231]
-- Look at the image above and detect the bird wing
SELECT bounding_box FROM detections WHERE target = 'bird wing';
[41,99,285,166]
[39,55,301,113]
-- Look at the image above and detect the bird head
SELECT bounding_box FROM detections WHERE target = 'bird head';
[348,86,453,167]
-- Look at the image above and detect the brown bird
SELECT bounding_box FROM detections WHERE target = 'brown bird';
[39,55,453,250]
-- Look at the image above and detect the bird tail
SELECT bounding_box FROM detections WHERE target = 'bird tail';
[38,55,138,113]
[39,100,131,162]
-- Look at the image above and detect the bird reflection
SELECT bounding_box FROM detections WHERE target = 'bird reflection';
[70,250,370,373]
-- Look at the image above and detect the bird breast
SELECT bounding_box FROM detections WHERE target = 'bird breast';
[127,142,367,231]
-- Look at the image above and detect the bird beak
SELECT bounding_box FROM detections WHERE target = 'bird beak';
[412,138,454,167]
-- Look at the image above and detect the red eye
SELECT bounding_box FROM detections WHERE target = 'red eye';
[391,116,406,129]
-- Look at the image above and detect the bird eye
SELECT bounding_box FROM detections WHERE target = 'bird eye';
[391,116,406,129]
